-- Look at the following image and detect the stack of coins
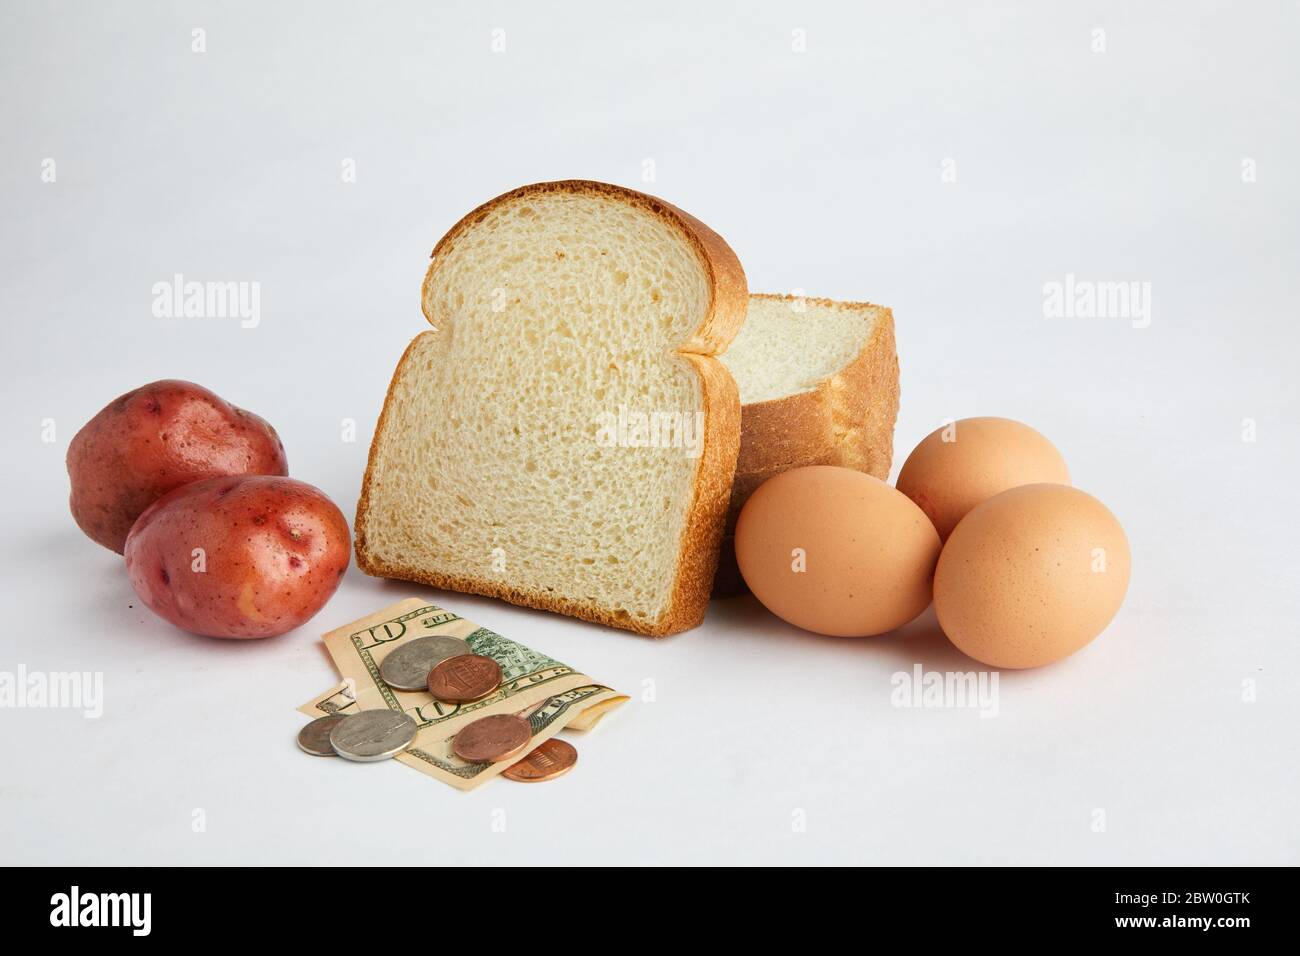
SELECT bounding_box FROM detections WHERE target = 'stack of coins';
[296,709,419,762]
[427,653,502,703]
[378,636,473,691]
[296,647,578,782]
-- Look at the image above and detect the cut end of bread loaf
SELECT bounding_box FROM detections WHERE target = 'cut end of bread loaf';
[356,181,747,635]
[723,294,889,406]
[722,294,899,483]
[714,293,900,596]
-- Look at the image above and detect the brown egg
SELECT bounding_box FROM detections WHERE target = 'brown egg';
[934,483,1130,668]
[897,417,1070,540]
[734,466,941,637]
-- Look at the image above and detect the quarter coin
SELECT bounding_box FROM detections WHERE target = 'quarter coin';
[379,635,473,691]
[328,709,419,762]
[427,654,502,704]
[451,714,532,764]
[502,738,578,782]
[296,714,349,756]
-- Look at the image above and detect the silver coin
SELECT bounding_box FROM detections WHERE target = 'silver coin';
[297,714,349,756]
[328,709,418,762]
[379,635,473,691]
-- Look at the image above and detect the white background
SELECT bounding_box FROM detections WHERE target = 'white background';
[2,0,1296,865]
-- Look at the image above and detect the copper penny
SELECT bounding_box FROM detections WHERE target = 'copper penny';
[502,738,578,782]
[426,654,502,704]
[452,714,532,764]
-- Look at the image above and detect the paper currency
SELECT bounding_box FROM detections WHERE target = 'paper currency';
[298,598,627,790]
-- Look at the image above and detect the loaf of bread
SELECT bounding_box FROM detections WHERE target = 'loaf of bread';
[713,294,899,594]
[355,181,748,635]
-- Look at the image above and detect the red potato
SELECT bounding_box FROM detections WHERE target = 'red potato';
[124,476,350,639]
[68,380,289,553]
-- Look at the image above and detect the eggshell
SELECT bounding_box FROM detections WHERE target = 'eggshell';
[734,466,941,637]
[897,417,1070,540]
[934,483,1130,668]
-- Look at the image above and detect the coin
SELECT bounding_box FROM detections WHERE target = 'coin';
[503,738,578,782]
[427,654,502,704]
[296,714,349,756]
[328,709,418,762]
[451,714,532,764]
[379,635,473,691]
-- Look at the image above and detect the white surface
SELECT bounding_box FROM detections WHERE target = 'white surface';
[1,0,1297,866]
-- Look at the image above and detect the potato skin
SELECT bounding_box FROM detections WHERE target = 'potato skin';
[67,380,289,553]
[124,476,350,639]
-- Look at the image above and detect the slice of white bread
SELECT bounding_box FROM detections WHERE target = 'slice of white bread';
[712,293,899,595]
[355,181,748,636]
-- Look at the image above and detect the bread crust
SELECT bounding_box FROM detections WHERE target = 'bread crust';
[715,293,900,596]
[356,180,747,636]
